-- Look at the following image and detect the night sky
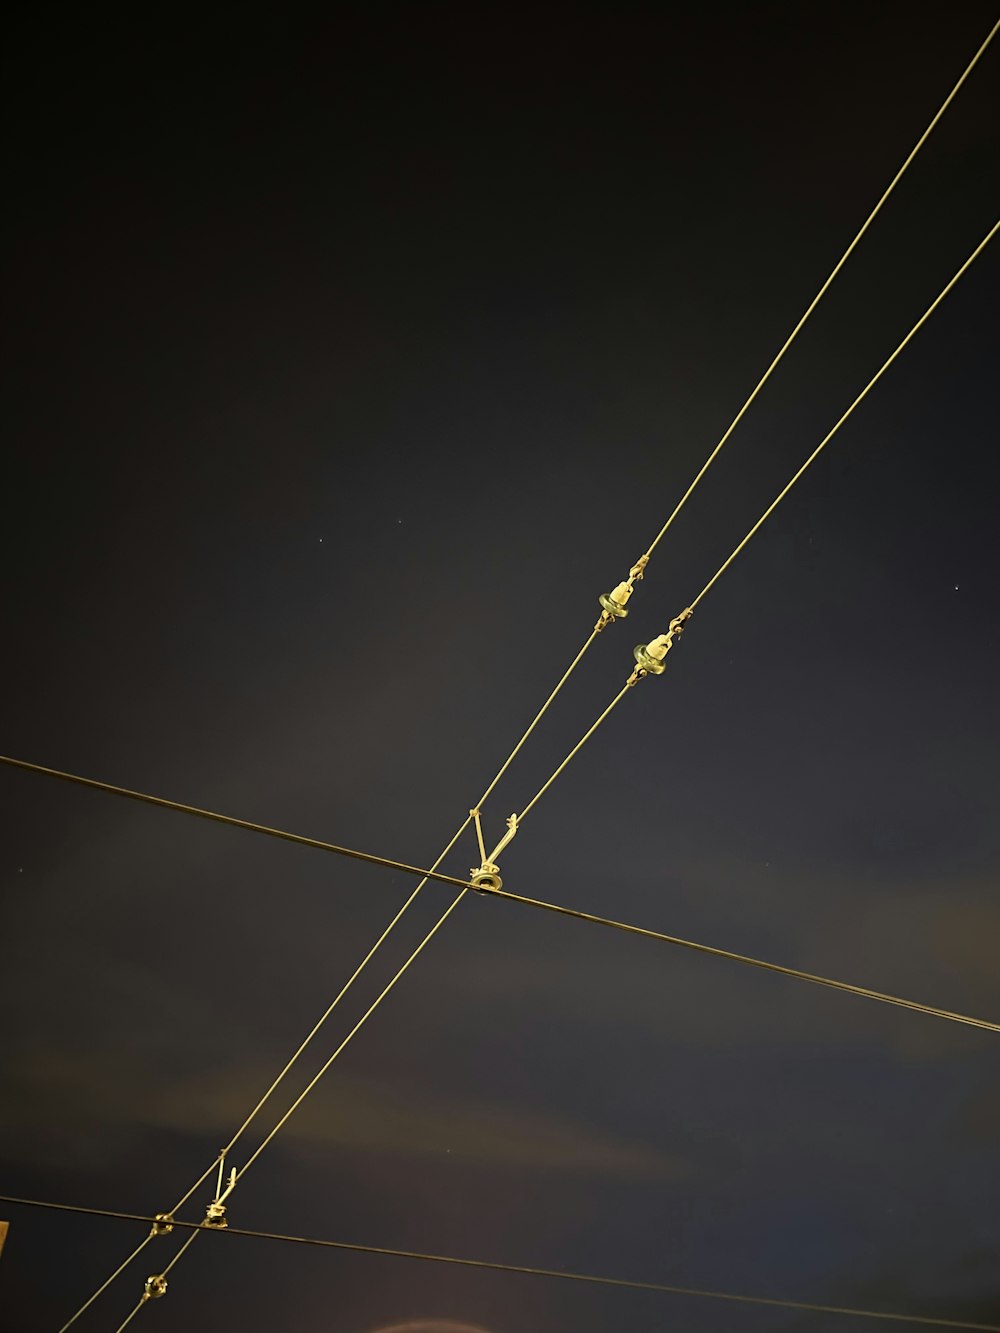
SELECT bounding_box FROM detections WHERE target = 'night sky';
[2,6,999,1331]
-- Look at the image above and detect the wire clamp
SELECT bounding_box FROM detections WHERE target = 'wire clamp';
[142,1274,168,1300]
[469,809,518,892]
[627,607,693,684]
[148,1212,174,1237]
[203,1163,237,1228]
[595,555,650,631]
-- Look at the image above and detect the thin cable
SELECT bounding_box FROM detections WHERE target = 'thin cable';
[168,1153,224,1216]
[693,215,999,606]
[37,630,602,1319]
[0,753,474,893]
[6,752,995,1034]
[220,817,471,1158]
[519,684,632,821]
[642,16,1000,560]
[113,1300,146,1333]
[6,1197,997,1331]
[111,1229,202,1333]
[485,883,1000,1035]
[57,1233,154,1333]
[475,629,599,807]
[236,889,468,1178]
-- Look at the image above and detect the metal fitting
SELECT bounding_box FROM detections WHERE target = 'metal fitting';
[469,866,502,892]
[628,607,693,683]
[598,582,632,621]
[149,1213,174,1237]
[203,1200,228,1229]
[143,1274,168,1300]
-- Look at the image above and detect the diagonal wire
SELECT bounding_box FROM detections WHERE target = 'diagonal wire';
[691,215,999,606]
[517,213,999,832]
[641,15,999,561]
[6,1197,999,1332]
[36,632,600,1325]
[57,1233,155,1333]
[235,888,469,1179]
[112,1229,202,1333]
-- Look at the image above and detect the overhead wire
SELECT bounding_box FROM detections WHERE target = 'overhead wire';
[12,21,999,1326]
[47,631,599,1324]
[514,214,999,823]
[5,1195,999,1332]
[6,752,997,1034]
[640,14,999,561]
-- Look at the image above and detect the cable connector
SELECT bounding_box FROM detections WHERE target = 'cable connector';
[627,607,693,684]
[142,1274,168,1300]
[595,555,650,631]
[469,810,518,892]
[204,1163,237,1229]
[149,1213,174,1237]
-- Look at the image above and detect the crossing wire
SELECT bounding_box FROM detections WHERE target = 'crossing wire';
[5,751,998,1035]
[4,1195,999,1332]
[11,19,998,1325]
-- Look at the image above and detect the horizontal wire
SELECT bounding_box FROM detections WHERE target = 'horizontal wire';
[486,884,1000,1035]
[0,753,474,892]
[2,751,996,1034]
[4,1196,997,1331]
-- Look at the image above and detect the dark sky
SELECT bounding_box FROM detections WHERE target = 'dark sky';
[2,5,999,1331]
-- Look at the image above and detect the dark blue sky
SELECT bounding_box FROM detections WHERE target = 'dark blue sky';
[2,5,999,1330]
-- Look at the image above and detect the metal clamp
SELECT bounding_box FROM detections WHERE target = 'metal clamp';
[204,1162,237,1229]
[143,1274,168,1300]
[469,809,518,892]
[628,607,693,684]
[149,1213,174,1238]
[595,554,650,631]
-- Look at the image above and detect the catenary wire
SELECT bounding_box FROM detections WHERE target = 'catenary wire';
[514,214,999,823]
[640,15,1000,561]
[692,215,1000,606]
[5,1196,998,1332]
[3,752,997,1034]
[43,631,598,1324]
[56,1233,155,1333]
[14,28,998,1322]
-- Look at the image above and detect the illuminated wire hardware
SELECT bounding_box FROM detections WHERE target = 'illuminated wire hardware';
[596,554,649,630]
[469,807,519,891]
[141,1274,167,1300]
[203,1165,237,1229]
[629,607,693,683]
[148,1214,174,1238]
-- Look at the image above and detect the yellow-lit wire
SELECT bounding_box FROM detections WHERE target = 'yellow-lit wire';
[642,16,1000,562]
[692,216,999,606]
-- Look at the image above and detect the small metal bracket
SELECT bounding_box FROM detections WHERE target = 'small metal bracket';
[627,607,693,685]
[143,1274,168,1300]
